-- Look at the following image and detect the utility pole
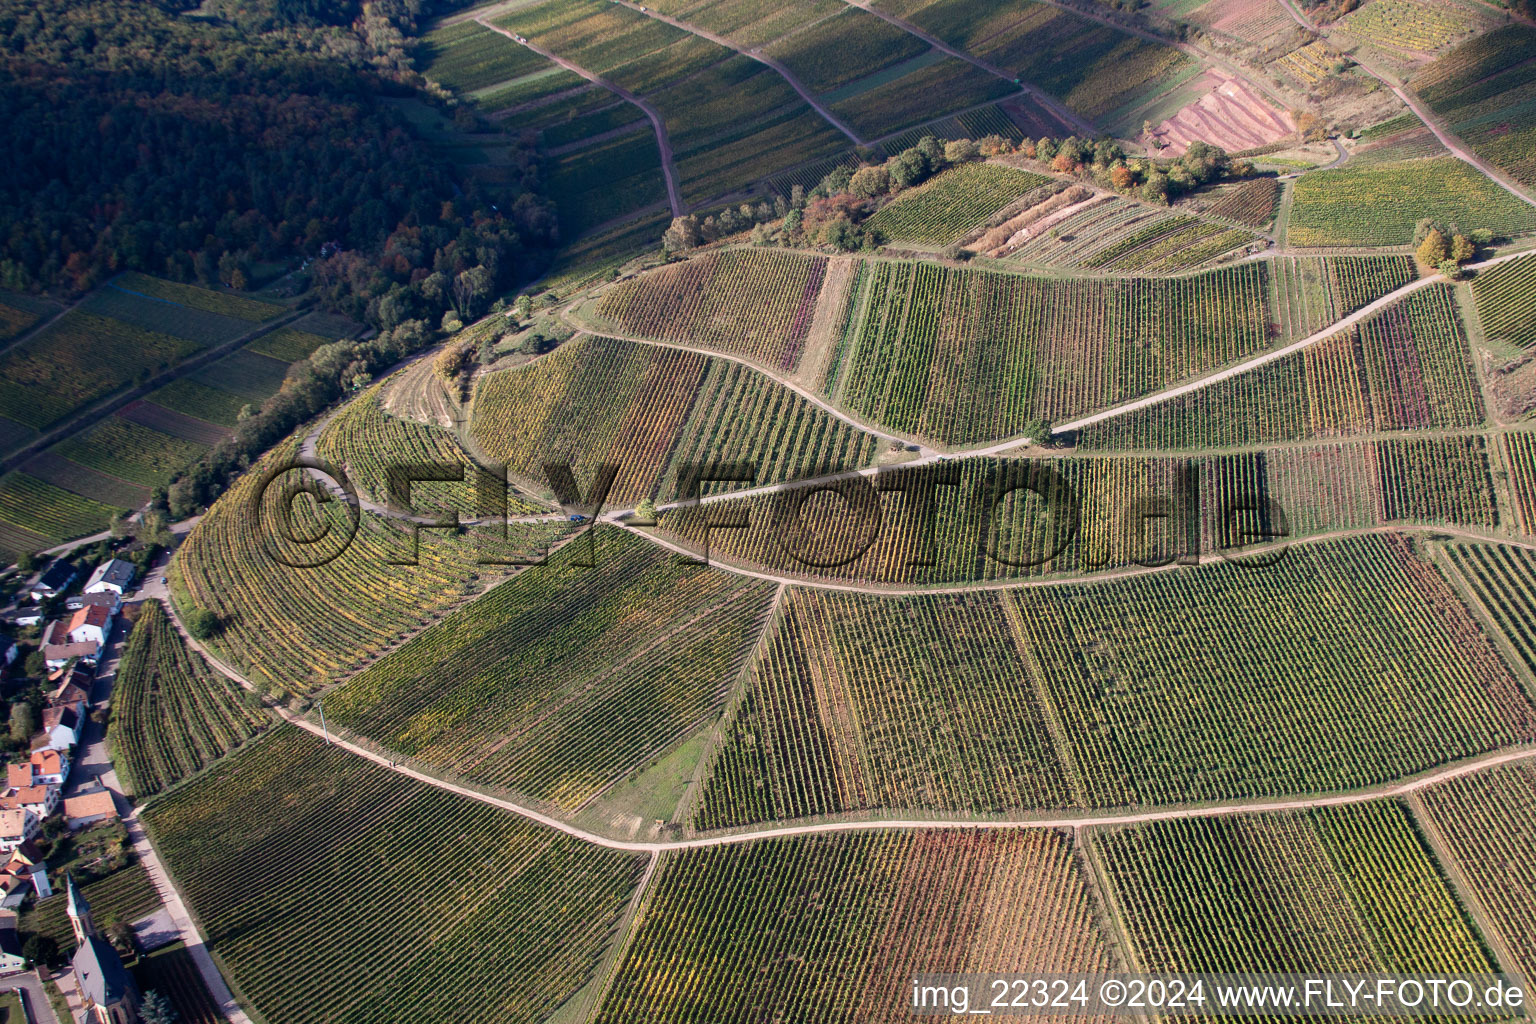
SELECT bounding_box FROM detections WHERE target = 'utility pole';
[317,698,331,745]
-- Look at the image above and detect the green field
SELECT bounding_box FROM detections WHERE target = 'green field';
[143,725,645,1024]
[110,602,272,798]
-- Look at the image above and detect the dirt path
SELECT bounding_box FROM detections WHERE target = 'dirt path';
[477,18,685,216]
[1277,0,1536,208]
[843,0,1097,137]
[152,592,1536,852]
[610,0,865,145]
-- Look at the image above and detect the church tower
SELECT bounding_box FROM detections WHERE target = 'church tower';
[66,874,94,947]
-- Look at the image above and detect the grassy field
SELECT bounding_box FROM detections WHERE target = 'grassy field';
[599,829,1114,1022]
[863,163,1050,246]
[327,527,775,811]
[110,602,271,798]
[142,725,645,1024]
[1288,157,1536,246]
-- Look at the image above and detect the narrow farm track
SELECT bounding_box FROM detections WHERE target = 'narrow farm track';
[476,18,685,216]
[1277,0,1536,208]
[609,0,866,145]
[843,0,1096,137]
[153,592,1536,853]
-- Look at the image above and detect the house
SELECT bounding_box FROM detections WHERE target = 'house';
[4,609,41,628]
[5,766,30,791]
[0,911,25,975]
[0,850,50,909]
[51,669,92,709]
[83,559,134,596]
[42,641,99,671]
[63,791,117,830]
[65,592,121,615]
[41,604,114,670]
[37,704,81,752]
[30,562,76,601]
[69,877,142,1023]
[0,810,37,853]
[1,784,58,818]
[30,749,68,786]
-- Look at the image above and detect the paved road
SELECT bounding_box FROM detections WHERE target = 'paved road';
[8,972,61,1024]
[65,599,254,1024]
[611,0,865,145]
[479,18,685,216]
[156,591,1536,853]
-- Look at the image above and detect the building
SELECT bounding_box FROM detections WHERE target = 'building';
[30,562,77,602]
[0,911,24,975]
[65,592,121,615]
[0,810,37,853]
[83,559,135,596]
[37,704,81,752]
[64,791,118,830]
[30,749,69,786]
[69,877,142,1024]
[41,603,115,670]
[0,849,51,909]
[0,785,58,820]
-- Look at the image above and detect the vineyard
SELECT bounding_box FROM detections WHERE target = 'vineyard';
[0,472,122,556]
[694,589,1075,830]
[863,163,1051,247]
[55,417,206,489]
[315,384,544,517]
[826,58,1016,139]
[327,527,776,811]
[1471,254,1536,352]
[109,602,271,798]
[1507,432,1536,534]
[1199,176,1280,228]
[468,334,881,506]
[692,534,1536,824]
[1414,24,1536,189]
[419,20,547,93]
[764,6,929,93]
[111,272,283,322]
[133,944,226,1024]
[883,0,1193,122]
[1442,542,1536,679]
[1267,255,1416,342]
[1417,761,1536,980]
[593,249,830,369]
[658,444,1501,587]
[1075,284,1484,449]
[1288,157,1536,246]
[1336,0,1483,52]
[999,195,1257,271]
[22,864,160,950]
[1013,534,1535,807]
[1092,801,1497,975]
[597,829,1115,1023]
[142,726,645,1024]
[172,440,568,695]
[1273,40,1337,86]
[827,260,1273,445]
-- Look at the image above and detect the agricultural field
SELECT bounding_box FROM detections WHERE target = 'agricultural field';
[54,416,207,490]
[695,589,1075,829]
[1471,253,1536,352]
[764,7,929,94]
[1335,0,1485,53]
[142,726,646,1024]
[327,527,775,811]
[658,442,1501,587]
[598,829,1116,1022]
[828,260,1273,445]
[172,440,570,695]
[22,863,160,950]
[998,194,1259,271]
[592,248,830,368]
[1092,801,1498,975]
[1288,157,1536,246]
[1197,175,1281,227]
[133,944,226,1024]
[1442,541,1536,678]
[863,163,1051,246]
[1417,760,1536,980]
[876,0,1193,122]
[468,334,881,506]
[826,58,1017,140]
[0,291,57,342]
[1507,432,1536,533]
[110,602,272,798]
[419,20,548,93]
[0,471,123,557]
[696,534,1535,824]
[1413,25,1536,189]
[1075,284,1483,449]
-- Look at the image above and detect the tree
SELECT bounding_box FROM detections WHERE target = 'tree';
[847,165,890,199]
[21,935,57,968]
[1416,228,1450,268]
[15,552,35,572]
[185,607,220,641]
[634,498,657,523]
[944,139,979,164]
[23,651,47,679]
[8,703,35,744]
[1438,259,1464,280]
[109,512,131,540]
[1450,234,1475,263]
[140,990,178,1024]
[661,215,701,253]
